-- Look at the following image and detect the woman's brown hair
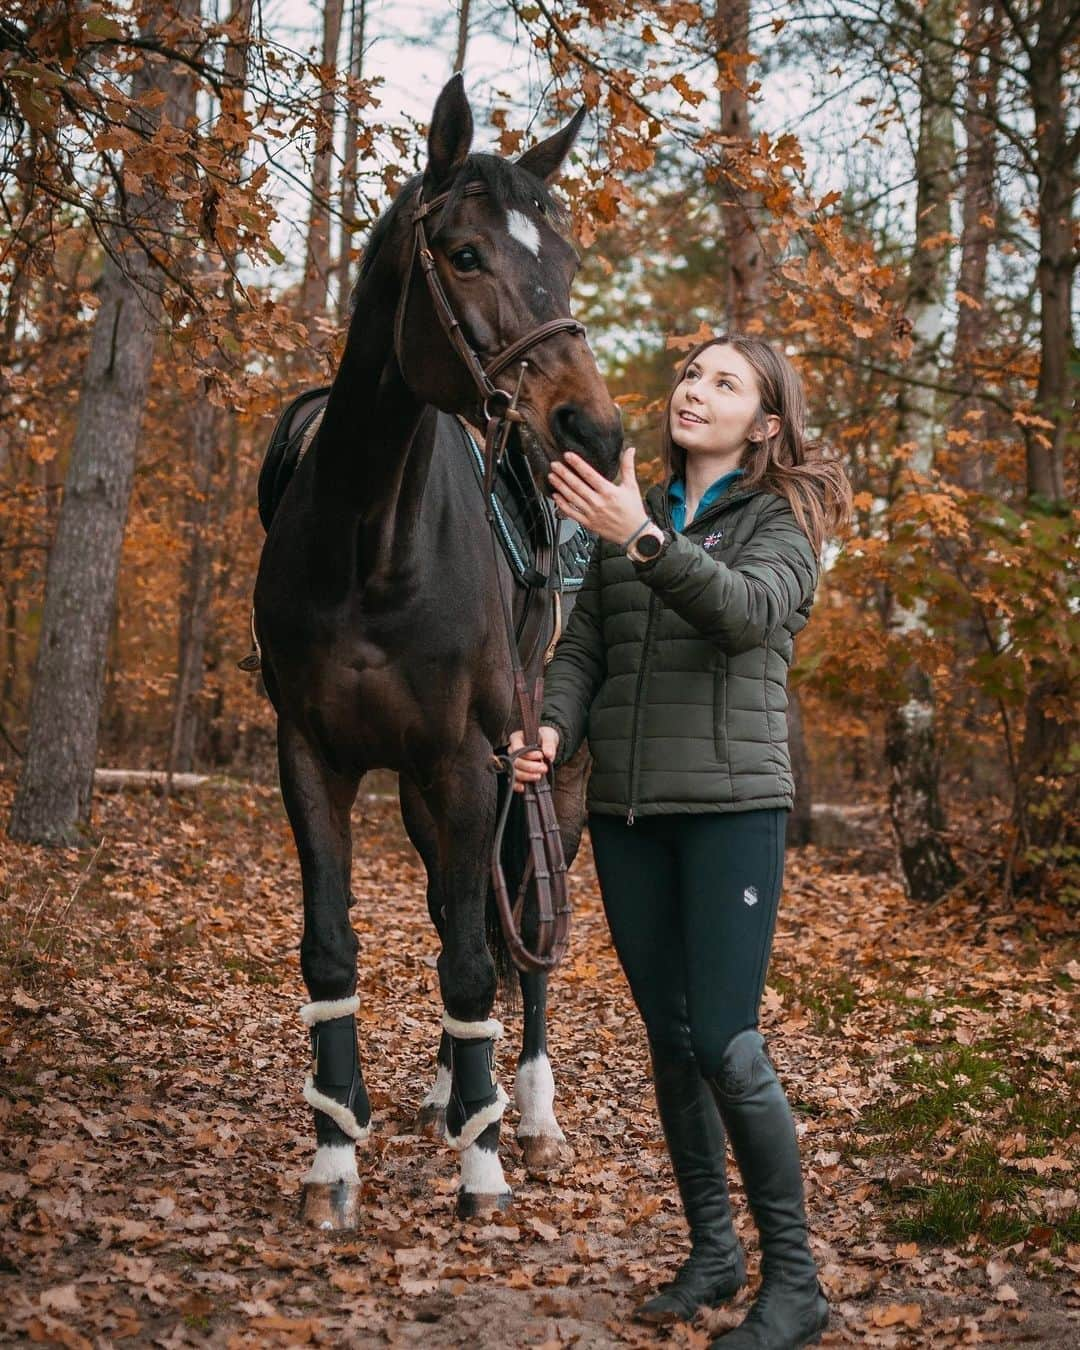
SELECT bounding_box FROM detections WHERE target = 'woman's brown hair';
[660,334,852,557]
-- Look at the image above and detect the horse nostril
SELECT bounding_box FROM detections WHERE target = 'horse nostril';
[550,404,623,477]
[551,403,587,453]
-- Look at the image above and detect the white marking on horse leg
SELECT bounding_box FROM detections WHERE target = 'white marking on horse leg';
[506,209,540,258]
[304,1143,359,1185]
[460,1141,511,1196]
[515,1054,565,1140]
[421,1062,452,1110]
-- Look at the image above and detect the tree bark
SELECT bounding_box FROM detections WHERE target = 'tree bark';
[711,0,812,836]
[712,0,765,331]
[167,0,253,777]
[335,0,367,325]
[301,0,345,327]
[884,0,962,900]
[1014,0,1077,878]
[949,0,999,489]
[454,0,471,75]
[8,12,196,844]
[1026,0,1073,505]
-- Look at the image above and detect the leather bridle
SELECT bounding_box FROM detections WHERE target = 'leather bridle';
[395,179,580,973]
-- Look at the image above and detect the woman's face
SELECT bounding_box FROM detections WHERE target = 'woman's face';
[669,343,776,460]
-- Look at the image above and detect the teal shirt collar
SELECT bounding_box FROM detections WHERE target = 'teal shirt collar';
[668,470,744,532]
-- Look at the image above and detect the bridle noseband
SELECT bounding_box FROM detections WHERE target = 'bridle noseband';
[394,179,581,974]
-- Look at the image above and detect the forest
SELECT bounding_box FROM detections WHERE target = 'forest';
[0,0,1076,1346]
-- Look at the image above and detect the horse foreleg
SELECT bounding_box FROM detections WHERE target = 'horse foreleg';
[398,777,451,1140]
[515,969,570,1176]
[425,746,512,1218]
[278,719,368,1229]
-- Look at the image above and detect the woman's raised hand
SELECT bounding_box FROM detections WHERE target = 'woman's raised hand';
[549,446,646,547]
[507,726,561,793]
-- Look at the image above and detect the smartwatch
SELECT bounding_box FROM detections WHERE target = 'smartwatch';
[625,521,670,564]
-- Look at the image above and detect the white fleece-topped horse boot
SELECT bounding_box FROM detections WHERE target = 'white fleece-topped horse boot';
[706,1030,828,1349]
[443,1014,511,1217]
[298,997,371,1228]
[635,1049,746,1324]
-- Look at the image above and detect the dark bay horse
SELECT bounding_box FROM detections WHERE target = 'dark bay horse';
[254,75,621,1224]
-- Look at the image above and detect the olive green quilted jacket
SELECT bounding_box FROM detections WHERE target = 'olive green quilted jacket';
[541,480,818,819]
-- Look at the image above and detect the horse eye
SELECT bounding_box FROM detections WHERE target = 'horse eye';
[450,246,481,273]
[533,198,546,216]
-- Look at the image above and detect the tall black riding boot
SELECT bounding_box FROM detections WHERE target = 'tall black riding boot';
[705,1030,828,1349]
[635,1051,747,1325]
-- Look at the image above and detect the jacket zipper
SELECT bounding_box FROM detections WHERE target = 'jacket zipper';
[626,591,659,824]
[623,488,750,824]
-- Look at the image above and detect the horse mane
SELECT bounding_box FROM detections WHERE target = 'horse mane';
[350,154,570,311]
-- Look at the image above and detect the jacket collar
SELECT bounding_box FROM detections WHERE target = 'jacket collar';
[647,479,763,532]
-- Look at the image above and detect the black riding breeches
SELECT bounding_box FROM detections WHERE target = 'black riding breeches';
[588,809,787,1076]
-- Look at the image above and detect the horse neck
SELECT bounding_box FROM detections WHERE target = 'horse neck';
[314,257,434,527]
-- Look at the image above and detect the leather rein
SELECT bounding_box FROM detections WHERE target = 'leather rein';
[394,180,579,973]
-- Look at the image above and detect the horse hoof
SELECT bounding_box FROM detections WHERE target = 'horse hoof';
[299,1181,361,1230]
[520,1134,571,1178]
[414,1103,447,1140]
[456,1188,512,1220]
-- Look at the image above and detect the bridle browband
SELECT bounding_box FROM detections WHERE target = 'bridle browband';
[394,178,580,974]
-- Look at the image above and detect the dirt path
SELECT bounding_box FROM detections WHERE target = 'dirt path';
[1,781,1077,1347]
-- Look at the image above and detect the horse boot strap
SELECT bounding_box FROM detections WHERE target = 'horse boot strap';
[446,1033,506,1149]
[307,1014,371,1146]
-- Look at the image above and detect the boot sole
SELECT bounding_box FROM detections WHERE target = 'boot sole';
[633,1280,746,1325]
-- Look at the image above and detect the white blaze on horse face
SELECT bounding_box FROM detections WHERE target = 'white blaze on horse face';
[460,1141,511,1195]
[514,1053,565,1140]
[507,209,541,258]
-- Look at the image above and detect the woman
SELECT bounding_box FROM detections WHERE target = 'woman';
[511,335,851,1349]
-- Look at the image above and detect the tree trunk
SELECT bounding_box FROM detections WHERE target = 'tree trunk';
[884,0,962,900]
[335,0,367,325]
[948,0,1000,796]
[949,0,999,489]
[169,389,219,774]
[1026,0,1073,505]
[1015,0,1077,879]
[301,0,346,327]
[167,0,253,777]
[8,13,195,844]
[711,0,811,835]
[712,0,765,330]
[454,0,471,74]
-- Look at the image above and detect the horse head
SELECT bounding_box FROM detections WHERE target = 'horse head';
[389,75,623,484]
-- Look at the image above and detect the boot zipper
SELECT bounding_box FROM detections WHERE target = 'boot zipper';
[626,592,659,824]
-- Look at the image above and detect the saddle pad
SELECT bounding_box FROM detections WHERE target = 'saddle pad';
[457,422,595,592]
[257,386,331,532]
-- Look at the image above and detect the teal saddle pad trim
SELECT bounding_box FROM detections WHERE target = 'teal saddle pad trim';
[458,423,594,592]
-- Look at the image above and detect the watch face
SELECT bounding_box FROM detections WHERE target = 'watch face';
[636,530,663,559]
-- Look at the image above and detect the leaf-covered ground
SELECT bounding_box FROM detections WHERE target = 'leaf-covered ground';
[1,778,1077,1348]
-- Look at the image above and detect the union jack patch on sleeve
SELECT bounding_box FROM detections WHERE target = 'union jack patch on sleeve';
[702,529,725,549]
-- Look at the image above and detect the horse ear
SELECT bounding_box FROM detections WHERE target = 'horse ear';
[515,107,587,184]
[426,74,474,190]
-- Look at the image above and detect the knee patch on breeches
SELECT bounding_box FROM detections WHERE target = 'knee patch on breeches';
[705,1028,772,1103]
